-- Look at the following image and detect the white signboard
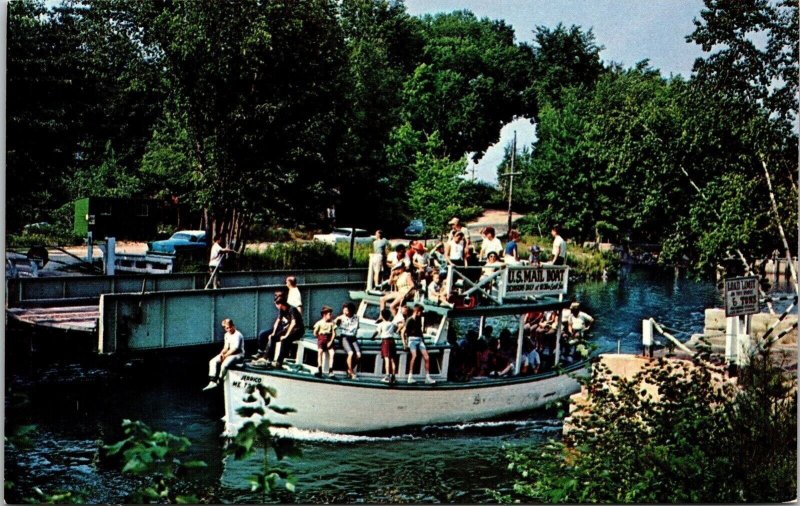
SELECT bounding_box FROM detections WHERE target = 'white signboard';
[501,265,569,298]
[724,276,759,317]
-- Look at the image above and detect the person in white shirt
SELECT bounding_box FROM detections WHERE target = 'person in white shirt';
[208,235,235,288]
[550,225,567,265]
[566,302,594,340]
[479,227,503,261]
[373,308,398,383]
[285,275,302,313]
[203,319,245,390]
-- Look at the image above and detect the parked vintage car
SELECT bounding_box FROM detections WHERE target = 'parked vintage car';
[148,230,208,255]
[404,219,426,238]
[312,227,375,245]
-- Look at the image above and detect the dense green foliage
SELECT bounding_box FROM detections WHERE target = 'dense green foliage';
[500,350,797,503]
[7,0,797,273]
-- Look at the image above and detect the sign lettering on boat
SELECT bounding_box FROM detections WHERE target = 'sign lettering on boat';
[501,266,569,298]
[724,276,759,317]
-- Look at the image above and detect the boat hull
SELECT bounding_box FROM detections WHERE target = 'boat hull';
[222,364,587,434]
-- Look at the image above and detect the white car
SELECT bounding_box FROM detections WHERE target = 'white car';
[313,227,375,245]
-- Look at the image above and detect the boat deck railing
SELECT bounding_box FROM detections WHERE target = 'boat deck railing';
[366,254,569,306]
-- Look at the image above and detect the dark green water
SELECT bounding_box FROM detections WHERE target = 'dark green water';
[6,266,753,503]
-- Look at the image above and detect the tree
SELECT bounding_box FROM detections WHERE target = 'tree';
[407,131,480,237]
[401,11,537,161]
[529,23,605,110]
[121,0,350,246]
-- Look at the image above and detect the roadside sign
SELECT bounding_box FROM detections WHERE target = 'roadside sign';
[723,276,759,317]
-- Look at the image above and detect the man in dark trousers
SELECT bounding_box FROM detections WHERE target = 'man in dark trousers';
[256,293,305,367]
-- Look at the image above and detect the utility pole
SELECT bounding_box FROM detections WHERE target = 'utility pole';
[499,131,521,236]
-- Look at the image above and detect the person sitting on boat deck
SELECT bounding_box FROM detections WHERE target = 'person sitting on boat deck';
[254,291,287,359]
[446,327,468,382]
[371,229,389,287]
[286,276,302,313]
[379,262,416,312]
[426,270,448,305]
[566,302,593,359]
[401,304,436,384]
[550,224,567,265]
[411,241,429,280]
[519,333,540,375]
[504,230,520,264]
[203,318,245,391]
[384,243,410,282]
[312,306,337,378]
[429,242,447,276]
[529,245,542,266]
[257,294,305,367]
[335,302,361,379]
[459,329,479,380]
[534,310,558,351]
[488,330,515,377]
[465,245,482,284]
[445,230,467,267]
[474,338,491,377]
[480,251,503,288]
[479,226,503,261]
[373,308,398,383]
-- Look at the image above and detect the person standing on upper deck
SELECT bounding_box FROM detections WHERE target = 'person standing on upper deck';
[479,227,503,261]
[203,318,245,390]
[447,217,471,247]
[335,302,362,379]
[401,304,436,384]
[371,229,389,287]
[550,224,567,265]
[286,276,302,313]
[208,235,235,288]
[445,231,467,267]
[504,230,520,264]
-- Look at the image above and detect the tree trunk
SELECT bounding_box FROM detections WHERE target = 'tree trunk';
[760,156,798,295]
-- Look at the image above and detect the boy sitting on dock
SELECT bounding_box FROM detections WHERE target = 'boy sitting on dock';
[373,308,398,383]
[203,319,245,391]
[313,306,336,377]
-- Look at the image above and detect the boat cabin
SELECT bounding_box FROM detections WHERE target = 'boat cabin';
[279,260,573,382]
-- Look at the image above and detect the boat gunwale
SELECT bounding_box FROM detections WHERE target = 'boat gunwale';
[230,356,592,391]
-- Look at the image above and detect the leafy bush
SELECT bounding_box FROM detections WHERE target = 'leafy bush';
[101,419,207,504]
[227,383,300,502]
[499,349,797,503]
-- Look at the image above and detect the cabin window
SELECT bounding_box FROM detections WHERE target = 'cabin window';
[362,303,381,322]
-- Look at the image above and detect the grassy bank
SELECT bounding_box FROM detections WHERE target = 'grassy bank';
[518,235,618,281]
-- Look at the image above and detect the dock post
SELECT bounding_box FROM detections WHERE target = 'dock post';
[104,237,116,276]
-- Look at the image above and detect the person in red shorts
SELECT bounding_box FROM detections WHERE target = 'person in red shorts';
[373,308,398,383]
[312,306,336,377]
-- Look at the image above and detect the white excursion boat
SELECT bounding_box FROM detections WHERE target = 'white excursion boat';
[222,260,594,434]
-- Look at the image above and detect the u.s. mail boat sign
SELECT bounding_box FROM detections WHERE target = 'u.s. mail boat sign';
[500,265,569,299]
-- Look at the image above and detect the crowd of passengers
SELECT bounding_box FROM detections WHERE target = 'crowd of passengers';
[372,217,568,310]
[445,302,594,381]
